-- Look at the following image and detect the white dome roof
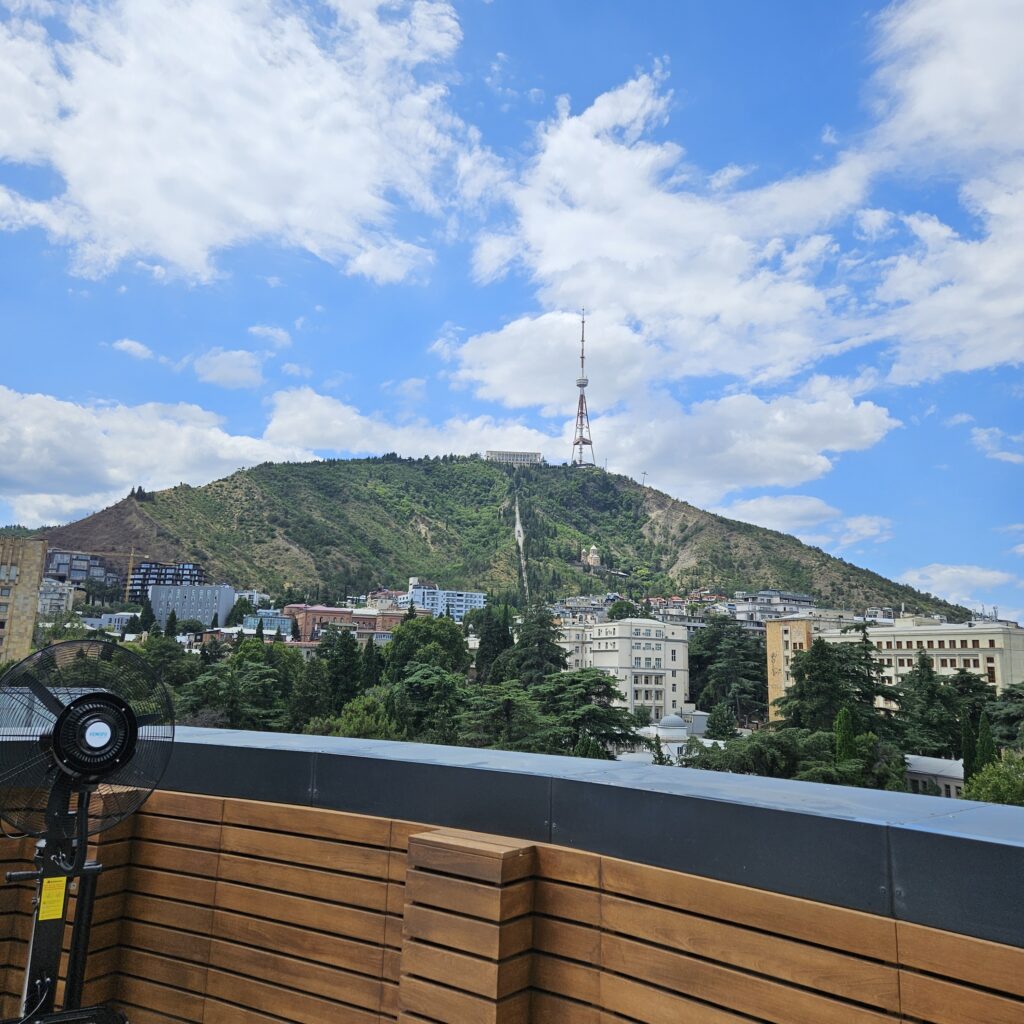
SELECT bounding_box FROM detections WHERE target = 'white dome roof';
[658,714,687,729]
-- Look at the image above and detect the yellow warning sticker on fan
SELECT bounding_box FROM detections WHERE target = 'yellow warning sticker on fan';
[38,877,66,921]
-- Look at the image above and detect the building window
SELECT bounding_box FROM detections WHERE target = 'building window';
[671,683,676,692]
[654,658,662,668]
[671,649,677,661]
[644,658,652,669]
[634,657,641,667]
[972,639,980,648]
[927,640,934,649]
[944,785,951,798]
[989,639,996,648]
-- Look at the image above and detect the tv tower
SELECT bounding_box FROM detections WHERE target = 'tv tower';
[570,310,596,467]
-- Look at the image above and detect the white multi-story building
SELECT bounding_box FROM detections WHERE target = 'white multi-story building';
[558,617,689,721]
[395,577,486,623]
[38,576,76,616]
[484,450,544,466]
[767,615,1024,720]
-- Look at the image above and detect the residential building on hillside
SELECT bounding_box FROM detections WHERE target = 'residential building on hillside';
[766,615,1024,720]
[484,450,543,465]
[44,549,121,589]
[149,584,235,630]
[395,577,486,623]
[37,576,76,616]
[726,589,815,622]
[128,561,207,602]
[235,589,271,608]
[0,538,46,664]
[558,617,689,721]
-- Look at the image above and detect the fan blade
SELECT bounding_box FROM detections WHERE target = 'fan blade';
[136,713,163,727]
[22,671,67,718]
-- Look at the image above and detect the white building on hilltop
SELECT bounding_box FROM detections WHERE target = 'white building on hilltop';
[558,617,689,721]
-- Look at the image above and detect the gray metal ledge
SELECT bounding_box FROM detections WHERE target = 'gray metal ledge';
[162,728,1024,947]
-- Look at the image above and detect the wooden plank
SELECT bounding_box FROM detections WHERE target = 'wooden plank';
[897,921,1024,999]
[208,938,383,1012]
[219,825,390,878]
[119,946,208,996]
[534,917,601,964]
[124,893,214,936]
[900,970,1024,1024]
[117,976,205,1023]
[211,909,384,978]
[402,941,531,999]
[213,880,386,944]
[603,932,896,1024]
[533,952,600,1006]
[410,833,536,880]
[390,821,436,852]
[399,975,529,1024]
[217,853,388,911]
[129,866,217,905]
[403,905,532,960]
[222,798,391,847]
[132,840,219,879]
[536,846,601,888]
[601,856,898,962]
[205,968,379,1024]
[601,974,752,1024]
[120,919,212,966]
[534,879,600,926]
[201,999,290,1024]
[407,869,532,922]
[532,992,601,1024]
[145,791,225,823]
[114,1003,197,1024]
[602,893,900,1012]
[133,815,222,850]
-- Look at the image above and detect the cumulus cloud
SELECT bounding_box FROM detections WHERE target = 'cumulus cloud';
[0,385,308,524]
[714,495,892,550]
[248,324,291,348]
[280,362,312,379]
[0,0,464,281]
[970,425,1024,464]
[194,348,265,389]
[111,338,154,360]
[899,563,1020,608]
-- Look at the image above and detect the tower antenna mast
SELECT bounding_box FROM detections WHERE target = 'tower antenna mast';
[570,309,596,467]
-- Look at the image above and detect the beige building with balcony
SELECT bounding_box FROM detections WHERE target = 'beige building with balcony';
[767,614,1024,720]
[0,538,46,665]
[558,616,689,721]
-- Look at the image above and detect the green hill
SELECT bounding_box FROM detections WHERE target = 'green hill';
[31,455,969,619]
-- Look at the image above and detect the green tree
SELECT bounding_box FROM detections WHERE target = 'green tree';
[211,612,219,629]
[255,617,264,640]
[474,605,513,682]
[404,600,417,621]
[136,633,203,688]
[385,615,470,682]
[963,755,1024,806]
[989,681,1024,748]
[165,609,178,637]
[225,596,255,627]
[286,657,332,730]
[457,681,556,752]
[139,596,155,631]
[834,707,857,764]
[178,660,284,730]
[532,668,639,756]
[705,702,739,741]
[388,664,464,744]
[177,618,206,635]
[125,614,142,633]
[976,710,997,775]
[961,716,978,781]
[318,625,363,712]
[309,688,403,740]
[895,654,960,757]
[689,616,767,725]
[361,637,383,689]
[606,599,640,621]
[489,605,567,687]
[291,617,301,641]
[776,638,868,733]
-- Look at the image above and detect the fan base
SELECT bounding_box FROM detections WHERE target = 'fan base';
[2,1006,126,1024]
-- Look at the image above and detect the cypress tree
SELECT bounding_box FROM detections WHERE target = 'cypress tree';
[961,715,977,781]
[404,600,417,622]
[361,637,382,689]
[976,710,997,775]
[834,707,857,763]
[140,596,155,630]
[255,618,264,640]
[165,610,178,637]
[211,612,219,629]
[291,617,301,641]
[705,702,739,740]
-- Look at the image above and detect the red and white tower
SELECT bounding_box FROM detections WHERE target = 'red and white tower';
[570,311,596,467]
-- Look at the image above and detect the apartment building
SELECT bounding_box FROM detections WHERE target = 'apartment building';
[44,549,121,589]
[242,610,296,636]
[283,604,412,643]
[484,450,543,466]
[0,538,46,664]
[149,584,236,631]
[558,617,689,721]
[37,576,76,616]
[128,561,206,603]
[395,578,486,623]
[767,614,1024,720]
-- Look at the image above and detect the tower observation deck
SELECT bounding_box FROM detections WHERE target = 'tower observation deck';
[570,311,596,466]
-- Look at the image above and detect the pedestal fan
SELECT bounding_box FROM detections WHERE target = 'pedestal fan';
[0,640,174,1023]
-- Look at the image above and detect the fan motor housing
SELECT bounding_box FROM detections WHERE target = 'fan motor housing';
[47,693,139,780]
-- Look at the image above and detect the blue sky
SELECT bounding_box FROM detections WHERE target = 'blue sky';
[1,0,1022,618]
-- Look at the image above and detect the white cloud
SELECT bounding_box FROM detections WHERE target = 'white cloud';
[382,377,427,402]
[194,348,264,389]
[971,426,1024,464]
[708,164,753,191]
[854,207,894,240]
[1012,543,1024,556]
[714,495,892,549]
[944,412,974,426]
[111,338,154,360]
[899,563,1020,608]
[281,363,312,379]
[0,385,308,524]
[248,324,291,348]
[821,125,838,145]
[0,0,465,281]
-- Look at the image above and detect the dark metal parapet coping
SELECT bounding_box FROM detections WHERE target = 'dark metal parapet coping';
[164,727,1024,948]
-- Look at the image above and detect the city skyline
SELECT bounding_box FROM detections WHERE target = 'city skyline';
[0,0,1021,618]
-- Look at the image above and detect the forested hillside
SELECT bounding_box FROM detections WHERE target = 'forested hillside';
[30,455,969,618]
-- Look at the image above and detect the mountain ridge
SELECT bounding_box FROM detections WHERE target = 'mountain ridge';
[18,456,970,620]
